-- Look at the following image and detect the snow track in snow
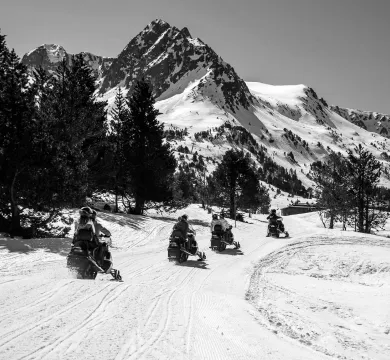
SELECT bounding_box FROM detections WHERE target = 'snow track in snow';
[247,236,390,360]
[0,207,387,359]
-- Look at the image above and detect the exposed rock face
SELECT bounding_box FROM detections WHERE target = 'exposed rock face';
[22,20,253,113]
[99,19,253,112]
[20,19,390,190]
[22,44,70,74]
[22,44,114,81]
[330,105,390,138]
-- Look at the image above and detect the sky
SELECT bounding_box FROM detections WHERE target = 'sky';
[1,0,389,114]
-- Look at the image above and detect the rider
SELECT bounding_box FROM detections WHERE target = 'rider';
[210,213,229,232]
[173,214,190,248]
[266,209,282,236]
[211,213,231,241]
[73,207,98,249]
[173,214,206,261]
[91,210,111,238]
[219,213,232,241]
[91,209,113,272]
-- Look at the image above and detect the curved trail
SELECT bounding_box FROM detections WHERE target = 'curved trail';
[1,207,384,360]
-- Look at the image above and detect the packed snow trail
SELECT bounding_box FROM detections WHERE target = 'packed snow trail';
[0,206,388,360]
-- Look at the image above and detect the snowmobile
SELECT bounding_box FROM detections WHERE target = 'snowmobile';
[67,233,122,281]
[167,229,206,263]
[267,218,289,238]
[210,224,240,252]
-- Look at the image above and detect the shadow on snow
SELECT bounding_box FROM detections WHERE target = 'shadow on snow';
[215,248,244,256]
[0,237,71,256]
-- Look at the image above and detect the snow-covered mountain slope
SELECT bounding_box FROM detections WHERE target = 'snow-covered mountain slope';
[0,206,389,360]
[22,19,390,190]
[330,105,390,138]
[98,19,253,114]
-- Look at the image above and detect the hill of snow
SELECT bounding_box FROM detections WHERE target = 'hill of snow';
[0,206,389,359]
[21,19,390,191]
[331,105,390,138]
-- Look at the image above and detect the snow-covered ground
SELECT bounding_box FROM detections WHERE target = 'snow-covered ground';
[0,206,389,360]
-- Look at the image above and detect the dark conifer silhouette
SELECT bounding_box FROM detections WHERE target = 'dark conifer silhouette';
[210,150,270,218]
[123,78,177,215]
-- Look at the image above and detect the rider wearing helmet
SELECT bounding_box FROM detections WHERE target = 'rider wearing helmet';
[266,209,282,236]
[74,207,96,241]
[72,207,98,255]
[211,213,229,232]
[173,214,190,241]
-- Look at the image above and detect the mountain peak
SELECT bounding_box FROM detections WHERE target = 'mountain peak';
[24,43,67,62]
[150,19,169,26]
[180,27,192,38]
[146,19,171,35]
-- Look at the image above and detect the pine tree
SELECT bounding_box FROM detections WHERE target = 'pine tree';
[123,79,177,215]
[347,144,386,233]
[311,152,351,229]
[110,88,129,212]
[0,32,36,234]
[211,150,269,218]
[35,55,107,207]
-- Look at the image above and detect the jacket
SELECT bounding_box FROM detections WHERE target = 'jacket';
[211,218,229,232]
[174,219,189,238]
[267,214,281,224]
[74,219,96,242]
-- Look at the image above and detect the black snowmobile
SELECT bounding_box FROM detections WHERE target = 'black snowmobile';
[210,224,240,252]
[167,229,206,263]
[67,232,122,281]
[267,218,289,238]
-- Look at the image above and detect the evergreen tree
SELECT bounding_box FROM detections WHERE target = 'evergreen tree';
[0,32,36,234]
[123,79,177,215]
[347,144,386,233]
[311,152,351,229]
[34,55,107,207]
[0,43,107,236]
[210,150,269,218]
[110,88,129,212]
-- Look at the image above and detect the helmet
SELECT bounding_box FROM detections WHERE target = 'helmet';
[79,207,92,218]
[181,214,188,221]
[212,214,218,220]
[271,209,276,214]
[177,216,182,221]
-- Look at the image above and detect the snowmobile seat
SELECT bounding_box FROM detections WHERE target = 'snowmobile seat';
[171,229,185,241]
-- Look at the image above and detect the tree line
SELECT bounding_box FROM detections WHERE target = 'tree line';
[0,32,271,236]
[311,145,388,233]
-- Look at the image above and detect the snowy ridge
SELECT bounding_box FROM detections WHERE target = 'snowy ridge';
[331,105,390,138]
[22,19,390,189]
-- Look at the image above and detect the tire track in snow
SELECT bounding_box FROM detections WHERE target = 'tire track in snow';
[136,268,197,359]
[115,268,197,360]
[0,280,76,322]
[246,235,390,360]
[0,282,113,351]
[0,278,23,285]
[22,283,129,360]
[182,233,277,360]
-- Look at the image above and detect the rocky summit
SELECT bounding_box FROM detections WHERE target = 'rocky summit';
[22,19,390,191]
